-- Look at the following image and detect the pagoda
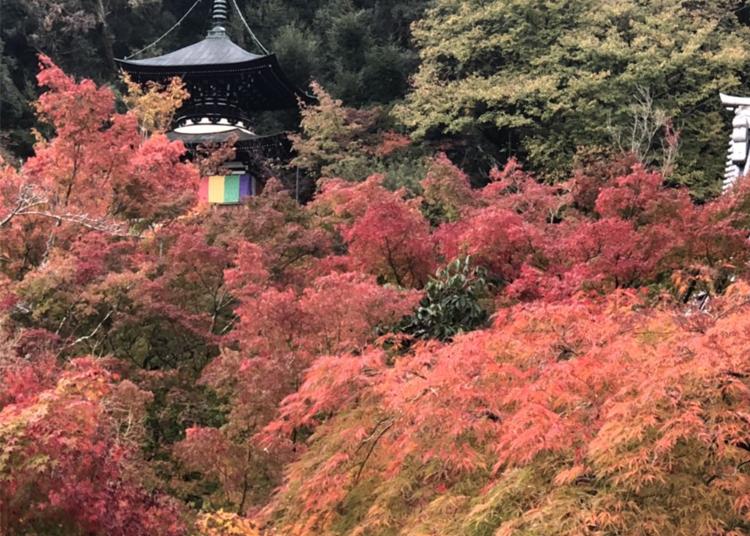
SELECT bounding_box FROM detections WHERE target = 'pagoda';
[116,0,313,204]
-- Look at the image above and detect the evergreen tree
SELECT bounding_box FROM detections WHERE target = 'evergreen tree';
[398,0,750,199]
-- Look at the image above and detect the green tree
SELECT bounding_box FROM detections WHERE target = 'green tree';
[271,23,321,89]
[397,256,490,341]
[289,82,381,181]
[0,37,34,159]
[232,0,427,105]
[397,0,750,199]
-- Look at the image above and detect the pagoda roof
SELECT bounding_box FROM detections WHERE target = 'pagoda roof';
[119,35,264,69]
[116,40,313,112]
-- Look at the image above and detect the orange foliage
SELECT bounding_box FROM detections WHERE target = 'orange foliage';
[0,358,184,535]
[265,287,750,534]
[7,60,750,535]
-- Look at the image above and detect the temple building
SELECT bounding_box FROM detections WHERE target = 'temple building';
[116,0,313,205]
[720,93,750,191]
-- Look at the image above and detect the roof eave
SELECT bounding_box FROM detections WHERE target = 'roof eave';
[115,54,317,105]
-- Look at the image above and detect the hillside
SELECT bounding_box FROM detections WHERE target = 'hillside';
[4,1,750,535]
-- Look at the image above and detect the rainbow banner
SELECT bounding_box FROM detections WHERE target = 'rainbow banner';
[200,175,255,205]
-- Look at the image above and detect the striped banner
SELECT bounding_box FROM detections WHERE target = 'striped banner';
[200,175,255,205]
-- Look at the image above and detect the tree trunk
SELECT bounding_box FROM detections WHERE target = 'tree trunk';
[95,0,116,73]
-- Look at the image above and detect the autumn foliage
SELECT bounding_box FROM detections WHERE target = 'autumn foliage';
[5,59,750,535]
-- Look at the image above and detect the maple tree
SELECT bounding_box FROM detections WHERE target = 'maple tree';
[288,82,422,197]
[312,174,437,288]
[0,357,184,535]
[262,287,750,535]
[0,55,197,282]
[175,269,421,514]
[121,73,189,137]
[6,58,750,535]
[255,158,750,533]
[195,510,261,536]
[289,82,380,181]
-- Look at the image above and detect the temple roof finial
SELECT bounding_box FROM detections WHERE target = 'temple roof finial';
[208,0,229,38]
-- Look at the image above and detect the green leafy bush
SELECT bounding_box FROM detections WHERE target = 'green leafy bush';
[398,256,491,341]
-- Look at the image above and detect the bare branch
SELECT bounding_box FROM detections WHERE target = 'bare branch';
[606,85,680,176]
[1,182,130,237]
[59,310,114,355]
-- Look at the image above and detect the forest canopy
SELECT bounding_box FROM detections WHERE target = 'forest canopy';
[4,1,750,535]
[3,0,750,199]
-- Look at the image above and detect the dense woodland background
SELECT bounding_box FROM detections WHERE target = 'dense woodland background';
[7,1,750,535]
[1,0,427,158]
[4,0,750,197]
